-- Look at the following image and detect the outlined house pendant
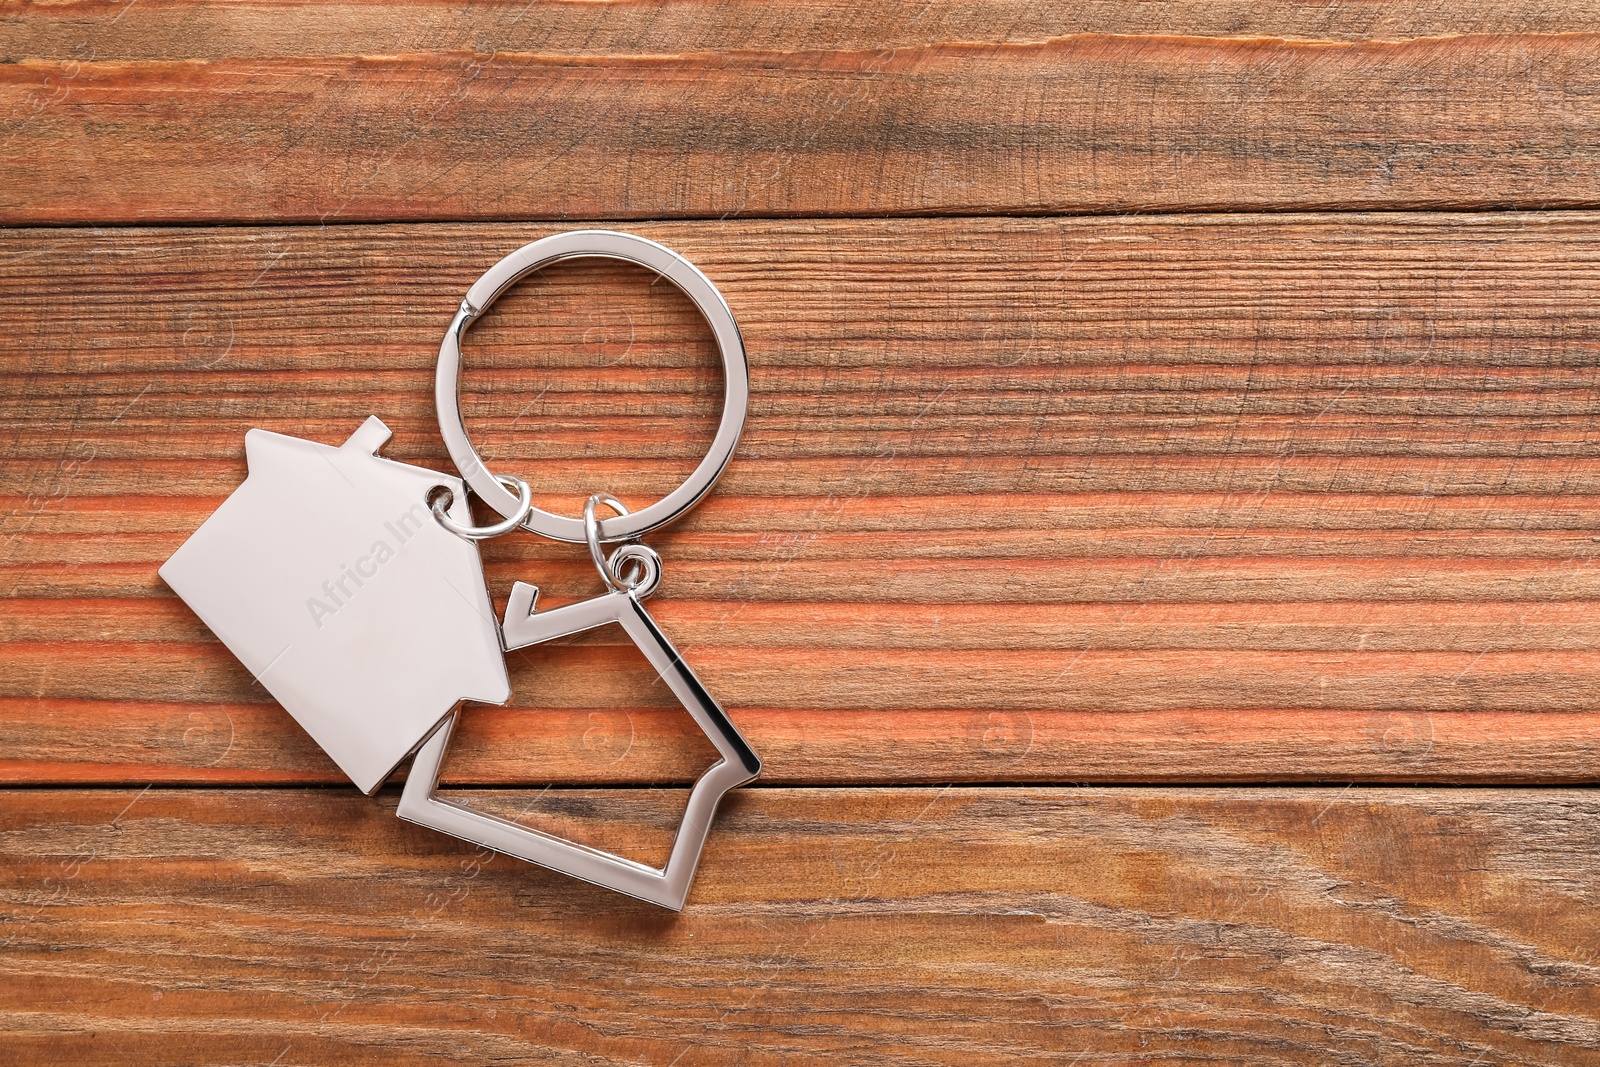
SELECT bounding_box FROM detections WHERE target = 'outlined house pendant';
[159,417,511,794]
[399,580,762,911]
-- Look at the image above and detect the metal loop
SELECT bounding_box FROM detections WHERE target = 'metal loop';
[436,231,748,544]
[431,474,532,541]
[583,493,630,587]
[609,542,663,600]
[583,493,662,597]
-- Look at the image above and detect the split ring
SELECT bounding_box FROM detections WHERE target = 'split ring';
[436,230,749,545]
[430,474,532,541]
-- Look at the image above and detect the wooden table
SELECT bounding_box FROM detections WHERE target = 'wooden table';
[4,4,1600,1063]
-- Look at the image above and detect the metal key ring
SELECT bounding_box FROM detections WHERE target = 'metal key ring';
[436,230,749,545]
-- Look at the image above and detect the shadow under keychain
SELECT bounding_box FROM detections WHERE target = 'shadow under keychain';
[161,230,760,910]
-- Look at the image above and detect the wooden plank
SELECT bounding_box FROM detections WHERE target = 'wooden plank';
[2,786,1598,1064]
[5,10,1600,222]
[16,0,1600,61]
[2,213,1598,785]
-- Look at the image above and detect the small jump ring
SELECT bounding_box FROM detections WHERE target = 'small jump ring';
[583,493,662,597]
[608,542,662,599]
[583,493,629,586]
[432,474,532,541]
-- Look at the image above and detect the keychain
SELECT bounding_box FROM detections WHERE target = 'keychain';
[161,231,760,910]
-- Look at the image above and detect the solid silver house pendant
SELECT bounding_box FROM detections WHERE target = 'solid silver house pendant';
[162,230,760,910]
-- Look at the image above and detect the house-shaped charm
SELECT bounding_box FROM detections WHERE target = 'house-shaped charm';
[160,417,511,794]
[400,579,761,910]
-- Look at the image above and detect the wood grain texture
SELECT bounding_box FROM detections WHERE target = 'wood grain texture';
[2,213,1598,784]
[4,3,1596,1061]
[16,0,1600,60]
[6,5,1600,221]
[3,786,1599,1065]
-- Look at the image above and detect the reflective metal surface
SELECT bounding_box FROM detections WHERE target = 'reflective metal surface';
[583,492,663,594]
[399,579,762,911]
[165,232,759,911]
[429,473,532,541]
[435,230,750,544]
[159,417,511,794]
